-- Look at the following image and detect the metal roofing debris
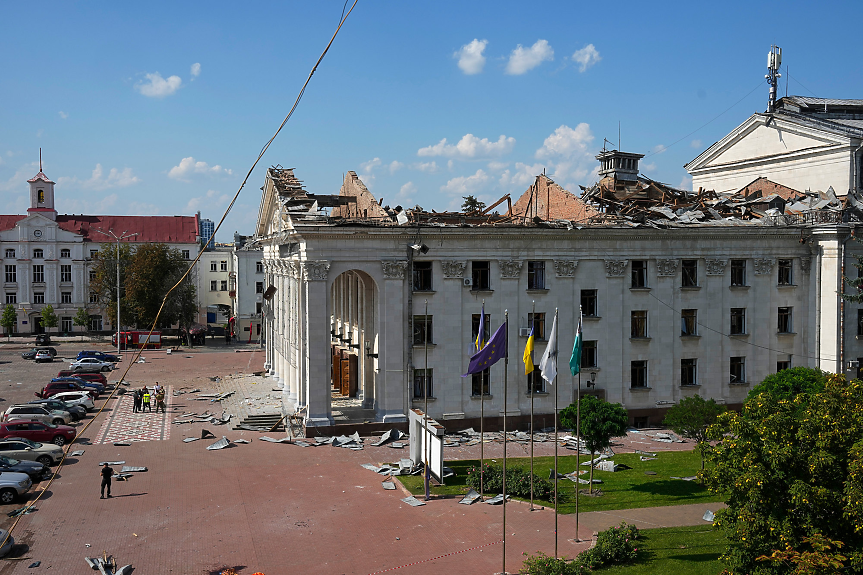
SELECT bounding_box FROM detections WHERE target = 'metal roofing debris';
[70,450,85,456]
[206,436,231,450]
[7,507,36,518]
[183,437,199,443]
[113,442,131,447]
[259,436,291,443]
[120,466,147,473]
[703,510,715,522]
[201,429,216,439]
[671,476,698,481]
[28,561,40,568]
[371,428,404,446]
[390,442,405,449]
[382,480,396,490]
[401,496,426,507]
[294,440,313,447]
[234,438,250,444]
[459,489,482,505]
[485,494,510,505]
[98,461,125,466]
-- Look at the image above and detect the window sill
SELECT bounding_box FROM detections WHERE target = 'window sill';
[412,343,437,349]
[412,397,436,402]
[470,289,493,295]
[680,286,701,291]
[777,284,797,288]
[729,382,749,386]
[580,366,600,372]
[412,290,436,295]
[630,287,651,292]
[526,391,549,397]
[680,384,701,388]
[629,337,651,342]
[680,334,701,339]
[630,386,652,391]
[470,394,493,400]
[729,285,750,290]
[777,331,796,336]
[3,283,17,289]
[526,288,549,294]
[729,333,750,337]
[583,315,601,321]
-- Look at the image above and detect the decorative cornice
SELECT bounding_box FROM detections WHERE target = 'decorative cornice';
[753,258,775,275]
[604,260,628,277]
[498,259,523,279]
[381,260,408,279]
[553,260,578,277]
[705,259,728,276]
[441,260,467,279]
[303,260,330,281]
[656,259,679,276]
[288,260,301,279]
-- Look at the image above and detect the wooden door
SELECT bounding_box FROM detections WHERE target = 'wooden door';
[331,346,341,391]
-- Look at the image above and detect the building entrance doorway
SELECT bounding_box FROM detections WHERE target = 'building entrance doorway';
[32,316,44,334]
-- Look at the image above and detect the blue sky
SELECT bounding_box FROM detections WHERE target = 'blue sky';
[2,1,861,240]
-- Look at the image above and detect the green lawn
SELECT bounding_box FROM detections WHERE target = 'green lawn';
[398,450,725,513]
[595,525,727,575]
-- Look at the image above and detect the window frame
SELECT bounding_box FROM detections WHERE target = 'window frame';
[730,356,746,383]
[581,340,598,369]
[527,365,545,393]
[60,249,70,259]
[256,261,264,273]
[61,292,72,304]
[220,261,228,272]
[220,280,228,291]
[528,312,546,341]
[33,292,45,304]
[210,261,217,272]
[471,261,490,290]
[4,265,16,283]
[730,259,746,286]
[210,280,217,292]
[255,281,264,294]
[777,259,792,285]
[5,292,17,304]
[778,306,793,333]
[412,261,433,292]
[60,264,72,283]
[413,368,433,399]
[33,248,44,259]
[631,310,648,338]
[527,260,546,290]
[32,265,44,283]
[61,317,73,332]
[681,309,698,336]
[681,259,698,287]
[631,360,648,388]
[471,368,490,396]
[580,289,598,317]
[471,313,490,348]
[631,260,647,288]
[4,249,15,259]
[730,308,746,335]
[413,315,433,345]
[681,358,697,386]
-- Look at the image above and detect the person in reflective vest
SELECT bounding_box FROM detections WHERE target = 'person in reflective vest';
[142,388,152,412]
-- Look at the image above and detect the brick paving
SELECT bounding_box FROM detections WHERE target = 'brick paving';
[93,388,173,444]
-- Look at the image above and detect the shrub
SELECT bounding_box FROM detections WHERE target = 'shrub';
[519,551,573,575]
[519,523,640,574]
[465,463,555,501]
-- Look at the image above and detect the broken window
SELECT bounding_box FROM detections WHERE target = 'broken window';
[527,366,544,393]
[528,312,545,340]
[472,261,490,290]
[527,261,545,290]
[413,315,433,345]
[778,259,792,285]
[631,260,647,288]
[777,361,790,372]
[412,261,432,291]
[581,289,598,316]
[730,356,746,383]
[581,340,597,368]
[681,358,697,386]
[471,368,490,396]
[730,308,746,335]
[682,260,698,287]
[681,309,697,336]
[413,369,433,399]
[631,360,648,388]
[730,259,746,286]
[778,307,793,333]
[631,310,647,338]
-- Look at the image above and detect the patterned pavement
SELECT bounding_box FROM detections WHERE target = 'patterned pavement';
[93,387,173,444]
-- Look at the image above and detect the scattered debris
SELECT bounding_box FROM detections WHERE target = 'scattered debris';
[70,450,85,456]
[113,442,131,447]
[233,438,250,444]
[201,429,216,439]
[259,436,291,444]
[206,436,231,450]
[644,471,657,476]
[401,496,426,507]
[98,461,125,466]
[459,489,482,505]
[28,561,40,568]
[371,429,404,447]
[703,510,715,522]
[120,466,147,473]
[183,437,199,443]
[485,494,510,505]
[389,442,405,449]
[7,507,36,517]
[671,476,698,482]
[294,440,312,447]
[639,456,657,461]
[382,480,396,490]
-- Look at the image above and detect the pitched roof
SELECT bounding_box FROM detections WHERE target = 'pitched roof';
[26,171,54,184]
[54,215,200,243]
[0,215,26,231]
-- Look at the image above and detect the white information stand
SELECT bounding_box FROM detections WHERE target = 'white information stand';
[408,408,445,483]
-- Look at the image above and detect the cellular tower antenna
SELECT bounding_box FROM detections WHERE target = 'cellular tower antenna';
[766,45,782,113]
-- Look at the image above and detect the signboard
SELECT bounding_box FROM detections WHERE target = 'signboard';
[409,408,445,483]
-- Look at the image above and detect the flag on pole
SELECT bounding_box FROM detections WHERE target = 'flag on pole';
[523,326,535,375]
[570,312,583,375]
[463,321,507,376]
[475,304,486,352]
[539,313,558,383]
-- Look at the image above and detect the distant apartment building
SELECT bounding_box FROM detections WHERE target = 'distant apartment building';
[231,233,264,342]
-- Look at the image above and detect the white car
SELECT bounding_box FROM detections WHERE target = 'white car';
[50,391,95,412]
[0,471,32,504]
[2,405,71,426]
[68,358,114,373]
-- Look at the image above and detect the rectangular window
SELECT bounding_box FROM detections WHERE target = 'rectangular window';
[220,280,228,291]
[778,259,792,285]
[256,261,264,273]
[527,366,544,393]
[681,358,697,386]
[256,281,264,294]
[90,250,98,258]
[730,259,746,286]
[471,369,490,396]
[472,261,490,290]
[5,293,16,304]
[61,292,72,304]
[631,260,647,288]
[730,356,746,383]
[412,261,432,291]
[413,369,433,399]
[413,315,433,345]
[681,309,697,336]
[682,260,698,287]
[631,310,647,338]
[4,249,14,258]
[89,292,98,304]
[89,315,103,331]
[256,302,262,315]
[631,360,648,388]
[60,249,70,258]
[210,261,217,272]
[89,270,96,281]
[581,340,597,368]
[4,265,15,283]
[60,264,72,282]
[33,292,44,304]
[778,307,793,333]
[32,265,44,283]
[220,261,228,271]
[61,317,73,332]
[471,313,490,348]
[528,312,546,340]
[777,361,790,372]
[210,280,217,291]
[182,250,190,260]
[730,308,746,335]
[581,289,598,316]
[527,261,545,290]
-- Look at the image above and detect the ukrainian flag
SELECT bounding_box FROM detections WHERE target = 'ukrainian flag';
[523,326,535,375]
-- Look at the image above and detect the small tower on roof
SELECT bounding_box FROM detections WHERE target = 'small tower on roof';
[596,149,644,183]
[27,149,57,221]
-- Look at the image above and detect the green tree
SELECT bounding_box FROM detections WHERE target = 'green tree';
[663,395,725,471]
[40,304,58,332]
[1,304,16,339]
[461,195,486,214]
[703,373,863,575]
[747,366,828,404]
[73,307,91,333]
[560,396,628,492]
[88,242,134,329]
[124,243,197,330]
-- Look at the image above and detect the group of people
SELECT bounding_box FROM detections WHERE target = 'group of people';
[132,383,166,413]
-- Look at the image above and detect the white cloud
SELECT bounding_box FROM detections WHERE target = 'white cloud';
[0,162,39,193]
[168,157,233,180]
[642,162,657,172]
[571,44,601,72]
[127,201,162,215]
[487,161,509,171]
[57,164,141,191]
[535,123,594,159]
[397,181,417,206]
[135,72,182,98]
[499,162,545,189]
[505,40,553,75]
[651,144,667,155]
[440,169,491,196]
[58,111,68,120]
[360,157,381,173]
[678,176,693,191]
[58,193,118,214]
[690,139,702,149]
[454,39,487,75]
[388,160,404,174]
[447,160,454,170]
[190,62,201,78]
[418,134,515,159]
[412,161,439,173]
[358,157,382,188]
[184,189,231,213]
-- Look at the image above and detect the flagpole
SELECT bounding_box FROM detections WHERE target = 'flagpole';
[553,307,559,559]
[575,306,583,542]
[424,299,430,501]
[529,300,535,512]
[502,310,508,575]
[480,300,485,500]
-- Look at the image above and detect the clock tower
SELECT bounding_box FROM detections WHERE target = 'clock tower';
[27,151,57,221]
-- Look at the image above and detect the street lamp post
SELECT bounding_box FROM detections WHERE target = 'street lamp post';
[93,228,138,359]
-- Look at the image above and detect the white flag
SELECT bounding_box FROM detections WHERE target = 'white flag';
[539,313,558,384]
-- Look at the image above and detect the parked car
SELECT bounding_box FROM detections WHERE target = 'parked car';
[0,455,48,482]
[0,471,32,504]
[68,358,113,373]
[2,405,71,426]
[36,380,96,400]
[77,350,121,363]
[21,347,57,360]
[0,528,14,557]
[47,391,95,412]
[34,350,53,363]
[0,421,76,446]
[52,377,104,396]
[0,438,63,466]
[28,399,86,420]
[56,370,108,385]
[35,334,51,346]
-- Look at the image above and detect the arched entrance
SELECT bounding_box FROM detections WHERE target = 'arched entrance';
[329,269,379,421]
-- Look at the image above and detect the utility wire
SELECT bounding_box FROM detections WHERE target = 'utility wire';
[0,0,360,550]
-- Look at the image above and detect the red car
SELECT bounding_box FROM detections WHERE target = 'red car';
[56,371,107,385]
[0,420,76,446]
[36,381,97,400]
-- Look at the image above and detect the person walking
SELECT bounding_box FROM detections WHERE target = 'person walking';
[100,462,114,499]
[142,388,152,413]
[155,387,166,414]
[132,389,142,413]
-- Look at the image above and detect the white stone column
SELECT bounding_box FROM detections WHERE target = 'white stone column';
[378,261,408,423]
[286,264,299,405]
[814,227,846,374]
[302,260,333,426]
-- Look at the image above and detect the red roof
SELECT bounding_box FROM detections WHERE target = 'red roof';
[55,215,200,244]
[27,171,54,184]
[0,215,26,230]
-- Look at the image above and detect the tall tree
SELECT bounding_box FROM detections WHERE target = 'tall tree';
[560,396,629,492]
[1,304,16,339]
[88,242,134,329]
[40,304,58,332]
[73,307,91,333]
[663,395,725,471]
[124,243,197,330]
[703,371,863,575]
[461,195,486,214]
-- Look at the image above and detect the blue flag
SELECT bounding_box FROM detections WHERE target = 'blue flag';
[463,321,507,376]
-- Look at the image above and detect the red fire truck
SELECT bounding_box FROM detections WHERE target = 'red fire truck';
[112,330,162,350]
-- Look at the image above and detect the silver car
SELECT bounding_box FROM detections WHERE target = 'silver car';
[0,471,32,504]
[50,391,95,412]
[68,358,113,372]
[2,405,71,426]
[0,438,63,466]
